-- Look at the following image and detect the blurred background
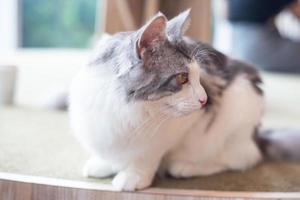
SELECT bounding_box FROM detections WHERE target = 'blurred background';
[0,0,300,113]
[1,1,300,194]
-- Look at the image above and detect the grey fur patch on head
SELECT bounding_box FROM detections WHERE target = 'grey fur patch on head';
[118,12,191,101]
[90,11,192,101]
[119,40,190,101]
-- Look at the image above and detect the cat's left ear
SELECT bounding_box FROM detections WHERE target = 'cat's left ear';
[136,12,167,59]
[167,9,191,41]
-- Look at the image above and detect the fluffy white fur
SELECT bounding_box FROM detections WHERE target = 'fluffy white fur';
[69,55,264,191]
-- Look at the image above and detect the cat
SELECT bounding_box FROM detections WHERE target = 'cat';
[69,9,299,191]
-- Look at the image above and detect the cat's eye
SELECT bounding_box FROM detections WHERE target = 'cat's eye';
[176,73,188,85]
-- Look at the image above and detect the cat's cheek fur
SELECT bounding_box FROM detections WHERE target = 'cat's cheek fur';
[188,61,207,103]
[163,61,207,116]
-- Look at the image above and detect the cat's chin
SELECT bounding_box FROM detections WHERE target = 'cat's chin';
[169,111,194,118]
[161,104,200,118]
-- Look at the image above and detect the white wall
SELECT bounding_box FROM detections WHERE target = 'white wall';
[0,0,94,107]
[0,0,18,53]
[0,50,91,107]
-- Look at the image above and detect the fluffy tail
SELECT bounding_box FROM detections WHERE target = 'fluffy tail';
[255,128,300,161]
[41,89,68,111]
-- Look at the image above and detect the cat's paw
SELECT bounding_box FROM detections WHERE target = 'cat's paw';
[83,158,115,178]
[112,169,152,191]
[167,161,199,178]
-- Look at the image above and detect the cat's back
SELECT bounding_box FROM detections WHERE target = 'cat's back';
[69,32,136,138]
[70,32,133,105]
[90,32,133,69]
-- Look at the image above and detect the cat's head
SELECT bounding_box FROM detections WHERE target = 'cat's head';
[116,10,208,116]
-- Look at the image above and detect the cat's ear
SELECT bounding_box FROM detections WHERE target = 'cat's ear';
[136,12,167,59]
[167,9,191,41]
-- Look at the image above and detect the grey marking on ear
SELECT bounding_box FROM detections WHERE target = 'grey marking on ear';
[167,8,191,41]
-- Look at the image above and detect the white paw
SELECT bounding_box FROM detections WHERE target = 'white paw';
[83,158,115,178]
[112,170,152,191]
[168,161,199,178]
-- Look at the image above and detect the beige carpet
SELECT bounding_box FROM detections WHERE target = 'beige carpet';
[1,72,300,192]
[0,105,300,192]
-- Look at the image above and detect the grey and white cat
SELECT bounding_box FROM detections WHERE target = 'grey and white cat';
[69,10,299,191]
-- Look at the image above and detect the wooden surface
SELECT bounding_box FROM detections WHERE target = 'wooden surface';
[1,179,300,200]
[102,0,212,43]
[160,0,212,42]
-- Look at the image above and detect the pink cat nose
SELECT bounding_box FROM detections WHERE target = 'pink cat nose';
[199,99,207,105]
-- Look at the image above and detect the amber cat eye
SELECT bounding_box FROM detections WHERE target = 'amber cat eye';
[176,73,188,85]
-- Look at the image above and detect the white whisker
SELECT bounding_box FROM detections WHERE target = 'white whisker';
[148,115,170,139]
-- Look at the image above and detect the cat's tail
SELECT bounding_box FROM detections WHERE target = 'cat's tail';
[255,128,300,161]
[41,88,68,111]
